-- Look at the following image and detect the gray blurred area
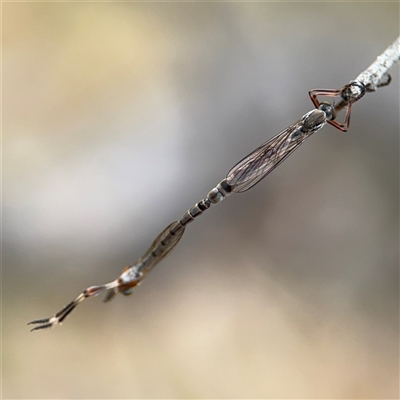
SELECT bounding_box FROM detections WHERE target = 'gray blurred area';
[3,2,399,399]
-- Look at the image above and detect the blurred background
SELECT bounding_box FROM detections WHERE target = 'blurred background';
[3,2,399,399]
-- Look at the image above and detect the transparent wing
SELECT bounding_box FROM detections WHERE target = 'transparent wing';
[226,120,314,192]
[137,222,186,275]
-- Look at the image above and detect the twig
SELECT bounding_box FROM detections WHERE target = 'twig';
[355,36,400,91]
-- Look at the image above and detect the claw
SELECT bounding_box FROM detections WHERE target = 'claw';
[28,283,118,332]
[28,315,60,331]
[28,317,57,332]
[28,318,51,325]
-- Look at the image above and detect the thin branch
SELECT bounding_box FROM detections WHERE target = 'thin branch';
[355,36,400,91]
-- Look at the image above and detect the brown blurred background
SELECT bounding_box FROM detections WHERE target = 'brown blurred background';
[3,2,399,399]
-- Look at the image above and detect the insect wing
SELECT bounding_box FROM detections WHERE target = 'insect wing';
[138,222,186,275]
[226,121,306,192]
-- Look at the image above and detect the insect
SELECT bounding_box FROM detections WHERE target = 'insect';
[28,78,387,331]
[309,75,391,132]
